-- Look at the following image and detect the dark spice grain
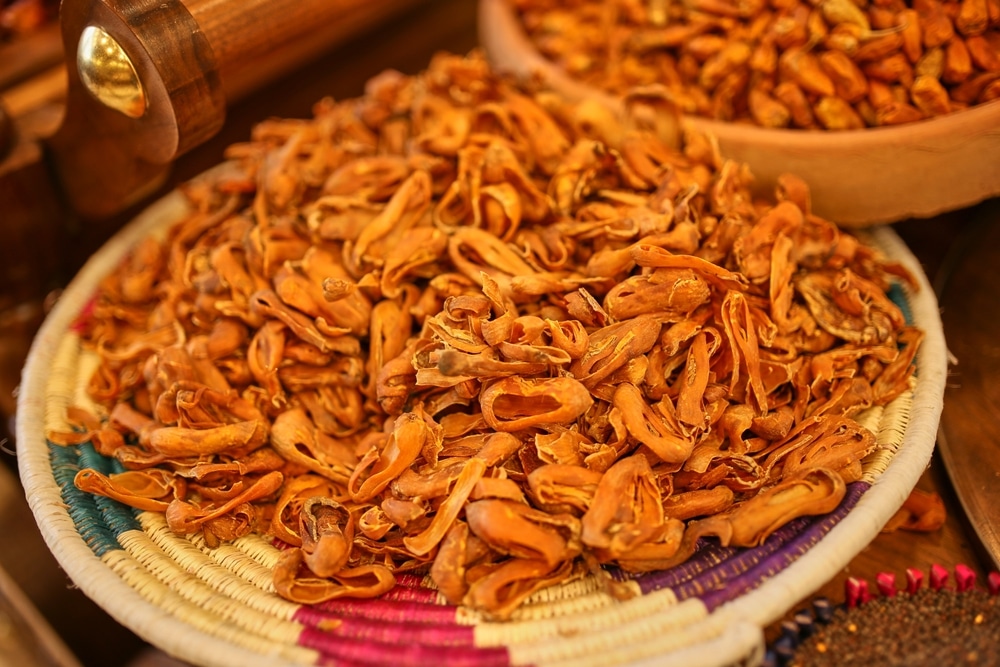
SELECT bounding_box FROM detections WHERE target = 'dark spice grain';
[792,587,1000,666]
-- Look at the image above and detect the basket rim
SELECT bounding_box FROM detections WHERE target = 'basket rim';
[713,225,947,630]
[15,184,947,667]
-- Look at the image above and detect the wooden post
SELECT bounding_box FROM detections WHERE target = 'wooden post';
[46,0,225,220]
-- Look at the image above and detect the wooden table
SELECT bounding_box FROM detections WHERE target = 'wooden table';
[1,0,998,664]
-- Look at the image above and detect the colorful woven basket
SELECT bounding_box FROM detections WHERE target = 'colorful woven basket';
[16,185,948,667]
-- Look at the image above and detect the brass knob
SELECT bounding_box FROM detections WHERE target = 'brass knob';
[77,26,147,119]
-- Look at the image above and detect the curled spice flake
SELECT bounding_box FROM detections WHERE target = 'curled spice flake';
[66,52,921,619]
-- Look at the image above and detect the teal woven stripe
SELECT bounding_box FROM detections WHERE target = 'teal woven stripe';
[49,443,123,557]
[77,442,115,474]
[889,283,914,326]
[77,442,142,535]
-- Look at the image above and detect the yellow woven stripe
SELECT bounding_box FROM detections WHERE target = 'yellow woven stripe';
[519,571,607,603]
[854,404,884,436]
[225,532,285,570]
[102,548,316,664]
[187,531,283,586]
[539,611,733,667]
[184,530,282,590]
[472,585,676,647]
[506,597,713,666]
[73,350,106,420]
[862,389,913,482]
[460,587,630,626]
[134,513,295,616]
[875,387,913,452]
[116,528,303,641]
[45,334,82,435]
[47,341,114,433]
[455,572,631,625]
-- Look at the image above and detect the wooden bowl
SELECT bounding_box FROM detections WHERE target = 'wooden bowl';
[478,0,1000,227]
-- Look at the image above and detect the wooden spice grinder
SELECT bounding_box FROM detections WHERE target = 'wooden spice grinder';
[48,0,420,220]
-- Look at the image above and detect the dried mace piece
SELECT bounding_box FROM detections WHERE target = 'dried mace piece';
[479,376,593,431]
[299,497,354,577]
[68,51,921,618]
[692,467,847,548]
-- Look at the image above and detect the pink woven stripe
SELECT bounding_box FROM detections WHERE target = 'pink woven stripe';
[70,296,96,333]
[311,597,459,624]
[294,607,475,646]
[372,584,440,604]
[301,629,510,667]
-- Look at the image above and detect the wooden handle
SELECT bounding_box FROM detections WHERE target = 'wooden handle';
[187,0,426,104]
[186,0,362,78]
[47,0,406,220]
[48,0,224,219]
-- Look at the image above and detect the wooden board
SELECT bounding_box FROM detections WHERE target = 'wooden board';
[936,198,1000,571]
[0,22,62,91]
[0,465,82,667]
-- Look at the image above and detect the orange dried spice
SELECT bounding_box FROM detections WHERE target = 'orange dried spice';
[513,0,1000,129]
[54,52,922,619]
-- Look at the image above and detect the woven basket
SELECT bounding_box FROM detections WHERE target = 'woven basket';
[16,185,948,667]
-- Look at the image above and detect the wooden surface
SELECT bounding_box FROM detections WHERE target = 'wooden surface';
[935,201,1000,574]
[0,466,82,667]
[1,0,998,664]
[0,22,62,90]
[182,0,428,102]
[48,0,225,219]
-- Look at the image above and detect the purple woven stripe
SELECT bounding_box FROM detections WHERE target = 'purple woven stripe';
[633,512,826,596]
[623,542,740,590]
[665,515,813,600]
[299,628,510,667]
[312,597,459,624]
[699,481,869,610]
[637,481,869,597]
[294,608,474,646]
